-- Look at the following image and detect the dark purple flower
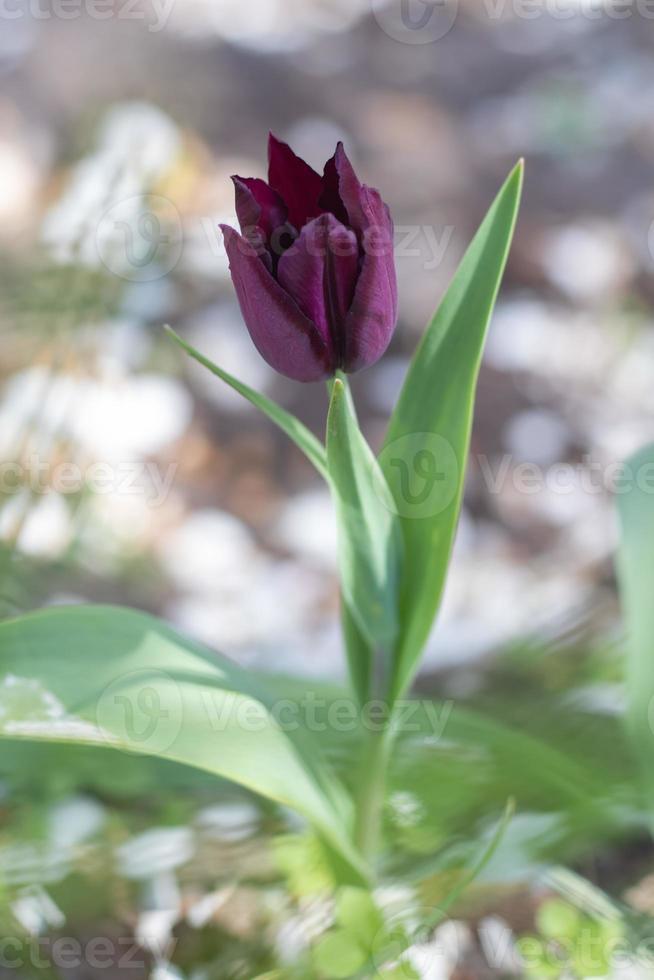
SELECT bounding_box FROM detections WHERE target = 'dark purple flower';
[221,135,398,382]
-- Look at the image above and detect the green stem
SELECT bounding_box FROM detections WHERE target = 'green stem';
[354,722,394,863]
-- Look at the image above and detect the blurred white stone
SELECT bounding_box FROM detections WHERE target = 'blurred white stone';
[487,297,562,373]
[0,492,73,560]
[151,964,185,980]
[541,223,633,304]
[0,842,71,887]
[487,296,616,382]
[0,20,37,70]
[42,102,180,266]
[160,507,329,657]
[0,369,192,462]
[11,885,65,934]
[167,559,324,656]
[72,374,192,460]
[285,118,349,171]
[180,209,233,280]
[183,303,275,412]
[367,356,410,415]
[404,921,472,980]
[137,880,181,954]
[122,278,178,323]
[478,917,522,976]
[564,683,625,716]
[272,489,339,571]
[92,319,153,372]
[48,795,106,848]
[503,409,570,466]
[116,828,194,880]
[164,0,369,50]
[77,491,166,574]
[421,540,594,673]
[275,898,333,963]
[0,135,41,232]
[196,802,260,842]
[159,509,260,593]
[374,884,419,921]
[388,791,426,829]
[186,888,234,928]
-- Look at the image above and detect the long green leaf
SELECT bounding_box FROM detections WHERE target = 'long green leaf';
[327,380,403,697]
[0,604,365,880]
[381,162,524,698]
[616,443,654,815]
[422,798,515,931]
[165,326,328,480]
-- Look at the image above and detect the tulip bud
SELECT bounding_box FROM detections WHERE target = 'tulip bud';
[221,134,398,382]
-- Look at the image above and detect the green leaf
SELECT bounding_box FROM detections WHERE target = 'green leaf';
[381,162,524,698]
[274,832,336,897]
[536,900,582,942]
[421,798,515,932]
[341,605,373,711]
[616,443,654,817]
[165,326,328,480]
[327,379,403,695]
[545,868,623,923]
[0,604,365,881]
[335,887,384,947]
[312,930,367,979]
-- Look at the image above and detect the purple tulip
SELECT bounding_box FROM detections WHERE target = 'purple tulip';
[221,135,398,382]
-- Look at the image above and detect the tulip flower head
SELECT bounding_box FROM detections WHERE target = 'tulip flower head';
[221,135,398,382]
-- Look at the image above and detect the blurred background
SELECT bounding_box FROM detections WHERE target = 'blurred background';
[2,1,654,976]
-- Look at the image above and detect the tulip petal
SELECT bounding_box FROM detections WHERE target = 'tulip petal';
[232,176,288,242]
[221,224,334,382]
[324,143,398,371]
[277,214,359,368]
[319,149,350,227]
[329,142,370,235]
[268,133,324,230]
[343,190,398,373]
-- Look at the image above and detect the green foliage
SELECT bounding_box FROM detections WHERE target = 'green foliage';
[381,161,524,699]
[616,442,654,815]
[274,833,337,897]
[536,898,583,941]
[518,899,622,979]
[311,887,383,979]
[326,379,403,696]
[0,605,364,882]
[312,929,368,979]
